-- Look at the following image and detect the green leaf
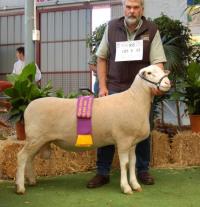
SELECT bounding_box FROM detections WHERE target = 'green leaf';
[180,62,200,114]
[14,79,30,97]
[40,81,53,97]
[164,44,183,71]
[18,63,36,82]
[8,113,22,123]
[19,105,27,112]
[6,73,19,84]
[4,87,19,98]
[55,89,66,98]
[9,108,21,116]
[86,23,106,54]
[187,62,200,86]
[28,84,42,100]
[10,97,25,106]
[67,91,81,98]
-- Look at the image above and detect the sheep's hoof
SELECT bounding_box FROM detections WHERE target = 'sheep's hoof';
[16,185,26,195]
[130,182,142,192]
[28,180,37,186]
[123,189,133,195]
[25,177,37,186]
[134,187,142,192]
[121,185,133,195]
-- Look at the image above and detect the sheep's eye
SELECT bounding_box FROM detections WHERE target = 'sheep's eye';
[147,72,152,75]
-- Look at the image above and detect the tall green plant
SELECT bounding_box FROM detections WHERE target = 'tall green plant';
[86,23,107,55]
[86,23,107,65]
[162,36,183,73]
[172,62,200,115]
[154,14,192,74]
[153,15,192,126]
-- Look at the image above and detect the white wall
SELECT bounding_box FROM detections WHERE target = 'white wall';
[0,0,198,35]
[0,0,94,10]
[0,0,188,25]
[0,0,24,9]
[144,0,187,24]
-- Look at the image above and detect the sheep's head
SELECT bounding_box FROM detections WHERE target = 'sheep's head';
[138,65,171,92]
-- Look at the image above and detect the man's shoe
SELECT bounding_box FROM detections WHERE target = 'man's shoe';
[87,174,110,188]
[137,171,155,185]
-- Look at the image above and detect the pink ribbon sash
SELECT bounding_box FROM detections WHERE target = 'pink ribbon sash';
[76,96,94,147]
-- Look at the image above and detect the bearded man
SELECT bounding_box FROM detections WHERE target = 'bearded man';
[87,0,166,188]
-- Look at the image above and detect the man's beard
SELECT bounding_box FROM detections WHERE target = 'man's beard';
[125,16,141,26]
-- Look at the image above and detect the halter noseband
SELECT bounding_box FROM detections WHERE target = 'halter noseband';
[139,73,168,90]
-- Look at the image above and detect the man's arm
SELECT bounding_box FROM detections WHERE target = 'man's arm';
[88,54,97,75]
[150,31,166,67]
[150,62,166,96]
[12,62,17,74]
[96,25,109,97]
[35,64,42,82]
[155,63,164,70]
[97,57,108,97]
[150,31,167,95]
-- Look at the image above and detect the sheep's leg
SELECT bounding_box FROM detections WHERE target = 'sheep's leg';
[118,150,133,194]
[16,146,29,194]
[129,146,142,192]
[39,143,51,159]
[25,154,37,186]
[26,143,51,185]
[16,140,46,194]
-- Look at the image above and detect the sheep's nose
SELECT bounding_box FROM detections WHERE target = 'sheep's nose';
[165,80,171,85]
[163,80,171,89]
[164,78,171,84]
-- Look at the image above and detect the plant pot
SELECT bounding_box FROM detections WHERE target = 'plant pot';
[15,121,26,140]
[189,115,200,133]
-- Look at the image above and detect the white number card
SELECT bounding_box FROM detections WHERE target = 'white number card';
[115,40,143,62]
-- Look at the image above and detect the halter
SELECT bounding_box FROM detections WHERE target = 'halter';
[139,73,169,90]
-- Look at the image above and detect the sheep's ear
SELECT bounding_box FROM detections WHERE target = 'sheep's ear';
[141,71,146,78]
[164,70,170,75]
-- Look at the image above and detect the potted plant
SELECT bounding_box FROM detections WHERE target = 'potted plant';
[172,61,200,132]
[3,63,53,140]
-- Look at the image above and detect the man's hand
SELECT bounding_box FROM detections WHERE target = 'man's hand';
[97,57,108,97]
[99,87,109,97]
[151,63,166,96]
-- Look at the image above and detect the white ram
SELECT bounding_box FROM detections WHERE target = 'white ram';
[16,65,171,194]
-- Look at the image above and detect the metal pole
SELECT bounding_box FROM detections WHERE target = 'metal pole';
[24,0,35,65]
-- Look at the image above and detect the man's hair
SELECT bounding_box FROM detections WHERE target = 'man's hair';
[121,0,144,7]
[16,47,24,55]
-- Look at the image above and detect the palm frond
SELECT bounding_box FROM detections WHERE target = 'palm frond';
[163,43,183,72]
